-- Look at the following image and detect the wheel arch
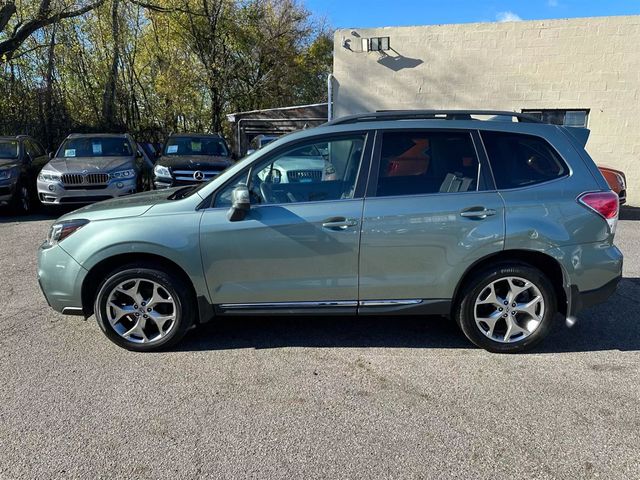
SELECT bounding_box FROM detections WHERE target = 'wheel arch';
[81,252,212,324]
[451,249,569,317]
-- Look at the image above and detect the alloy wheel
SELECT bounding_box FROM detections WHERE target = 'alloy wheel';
[473,276,545,343]
[20,185,30,212]
[106,278,177,344]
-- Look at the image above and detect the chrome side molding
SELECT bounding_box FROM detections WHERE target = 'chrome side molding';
[219,301,358,310]
[219,299,423,310]
[359,299,423,307]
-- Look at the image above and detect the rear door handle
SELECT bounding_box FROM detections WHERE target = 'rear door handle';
[460,207,497,219]
[322,217,359,230]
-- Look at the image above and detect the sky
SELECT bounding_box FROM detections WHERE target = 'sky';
[304,0,640,28]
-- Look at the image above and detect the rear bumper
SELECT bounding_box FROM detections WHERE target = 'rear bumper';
[548,242,623,317]
[569,275,621,316]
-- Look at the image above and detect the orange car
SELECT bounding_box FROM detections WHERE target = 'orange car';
[598,166,627,205]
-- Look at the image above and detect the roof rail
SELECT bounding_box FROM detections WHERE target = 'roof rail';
[326,110,543,126]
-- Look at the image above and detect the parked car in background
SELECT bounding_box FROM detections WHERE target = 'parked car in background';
[247,134,279,155]
[0,135,49,214]
[38,110,622,353]
[153,134,233,188]
[138,142,162,164]
[256,142,337,191]
[37,133,152,205]
[598,165,626,204]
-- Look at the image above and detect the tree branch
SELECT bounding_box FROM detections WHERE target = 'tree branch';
[0,0,105,61]
[0,2,17,33]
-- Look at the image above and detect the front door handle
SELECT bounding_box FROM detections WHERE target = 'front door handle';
[322,217,359,230]
[460,207,497,219]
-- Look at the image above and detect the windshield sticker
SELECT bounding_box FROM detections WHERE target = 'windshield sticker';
[92,142,102,155]
[167,145,178,154]
[191,141,202,152]
[64,149,76,157]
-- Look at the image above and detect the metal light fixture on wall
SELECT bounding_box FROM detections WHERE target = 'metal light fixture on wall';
[368,37,390,52]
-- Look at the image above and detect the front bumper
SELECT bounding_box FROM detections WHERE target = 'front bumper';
[153,177,210,189]
[37,178,137,204]
[37,243,88,313]
[0,179,17,204]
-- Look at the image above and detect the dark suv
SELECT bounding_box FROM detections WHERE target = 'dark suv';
[153,134,233,188]
[0,135,49,214]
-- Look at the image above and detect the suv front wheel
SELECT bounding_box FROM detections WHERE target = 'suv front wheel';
[456,263,557,353]
[9,179,31,214]
[94,264,195,351]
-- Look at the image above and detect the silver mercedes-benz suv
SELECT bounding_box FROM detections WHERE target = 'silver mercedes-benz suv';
[37,133,153,205]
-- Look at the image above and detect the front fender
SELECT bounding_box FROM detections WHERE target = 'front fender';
[60,210,210,307]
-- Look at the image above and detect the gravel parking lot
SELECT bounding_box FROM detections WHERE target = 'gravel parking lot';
[0,211,639,479]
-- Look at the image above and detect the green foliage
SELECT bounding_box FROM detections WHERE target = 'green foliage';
[0,0,332,149]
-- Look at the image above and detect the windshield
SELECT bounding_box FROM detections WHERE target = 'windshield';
[57,137,133,158]
[164,136,229,157]
[0,140,19,159]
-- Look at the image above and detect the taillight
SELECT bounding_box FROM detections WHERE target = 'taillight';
[578,191,619,233]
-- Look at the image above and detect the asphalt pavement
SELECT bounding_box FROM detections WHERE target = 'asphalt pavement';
[0,211,639,479]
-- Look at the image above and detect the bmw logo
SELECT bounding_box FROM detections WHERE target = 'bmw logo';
[193,171,205,181]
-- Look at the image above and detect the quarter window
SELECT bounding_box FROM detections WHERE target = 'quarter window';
[375,131,481,197]
[481,131,568,189]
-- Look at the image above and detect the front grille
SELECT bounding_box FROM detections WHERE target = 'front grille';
[62,173,110,186]
[287,170,322,183]
[172,169,224,182]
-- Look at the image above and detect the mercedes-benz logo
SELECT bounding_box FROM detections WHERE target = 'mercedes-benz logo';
[193,171,205,181]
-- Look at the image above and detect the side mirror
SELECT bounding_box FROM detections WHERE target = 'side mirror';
[49,152,54,160]
[227,185,251,222]
[246,149,256,155]
[136,151,143,159]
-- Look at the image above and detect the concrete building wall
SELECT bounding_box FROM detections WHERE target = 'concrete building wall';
[333,16,640,205]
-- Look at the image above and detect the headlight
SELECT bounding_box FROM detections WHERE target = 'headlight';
[0,166,19,180]
[111,169,136,179]
[154,164,171,178]
[38,171,61,182]
[45,219,89,247]
[615,173,626,189]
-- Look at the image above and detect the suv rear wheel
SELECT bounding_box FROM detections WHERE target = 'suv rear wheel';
[456,263,557,353]
[94,264,195,351]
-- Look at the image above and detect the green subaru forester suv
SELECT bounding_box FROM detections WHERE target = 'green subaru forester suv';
[37,111,623,353]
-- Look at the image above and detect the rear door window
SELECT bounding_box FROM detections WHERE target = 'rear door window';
[481,131,568,189]
[375,130,481,197]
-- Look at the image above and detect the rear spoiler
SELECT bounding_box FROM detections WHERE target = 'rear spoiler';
[561,126,590,147]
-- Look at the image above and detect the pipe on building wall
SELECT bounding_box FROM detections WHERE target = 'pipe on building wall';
[327,73,335,121]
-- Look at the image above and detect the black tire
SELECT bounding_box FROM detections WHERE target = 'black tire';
[94,263,195,352]
[9,179,31,215]
[455,263,557,353]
